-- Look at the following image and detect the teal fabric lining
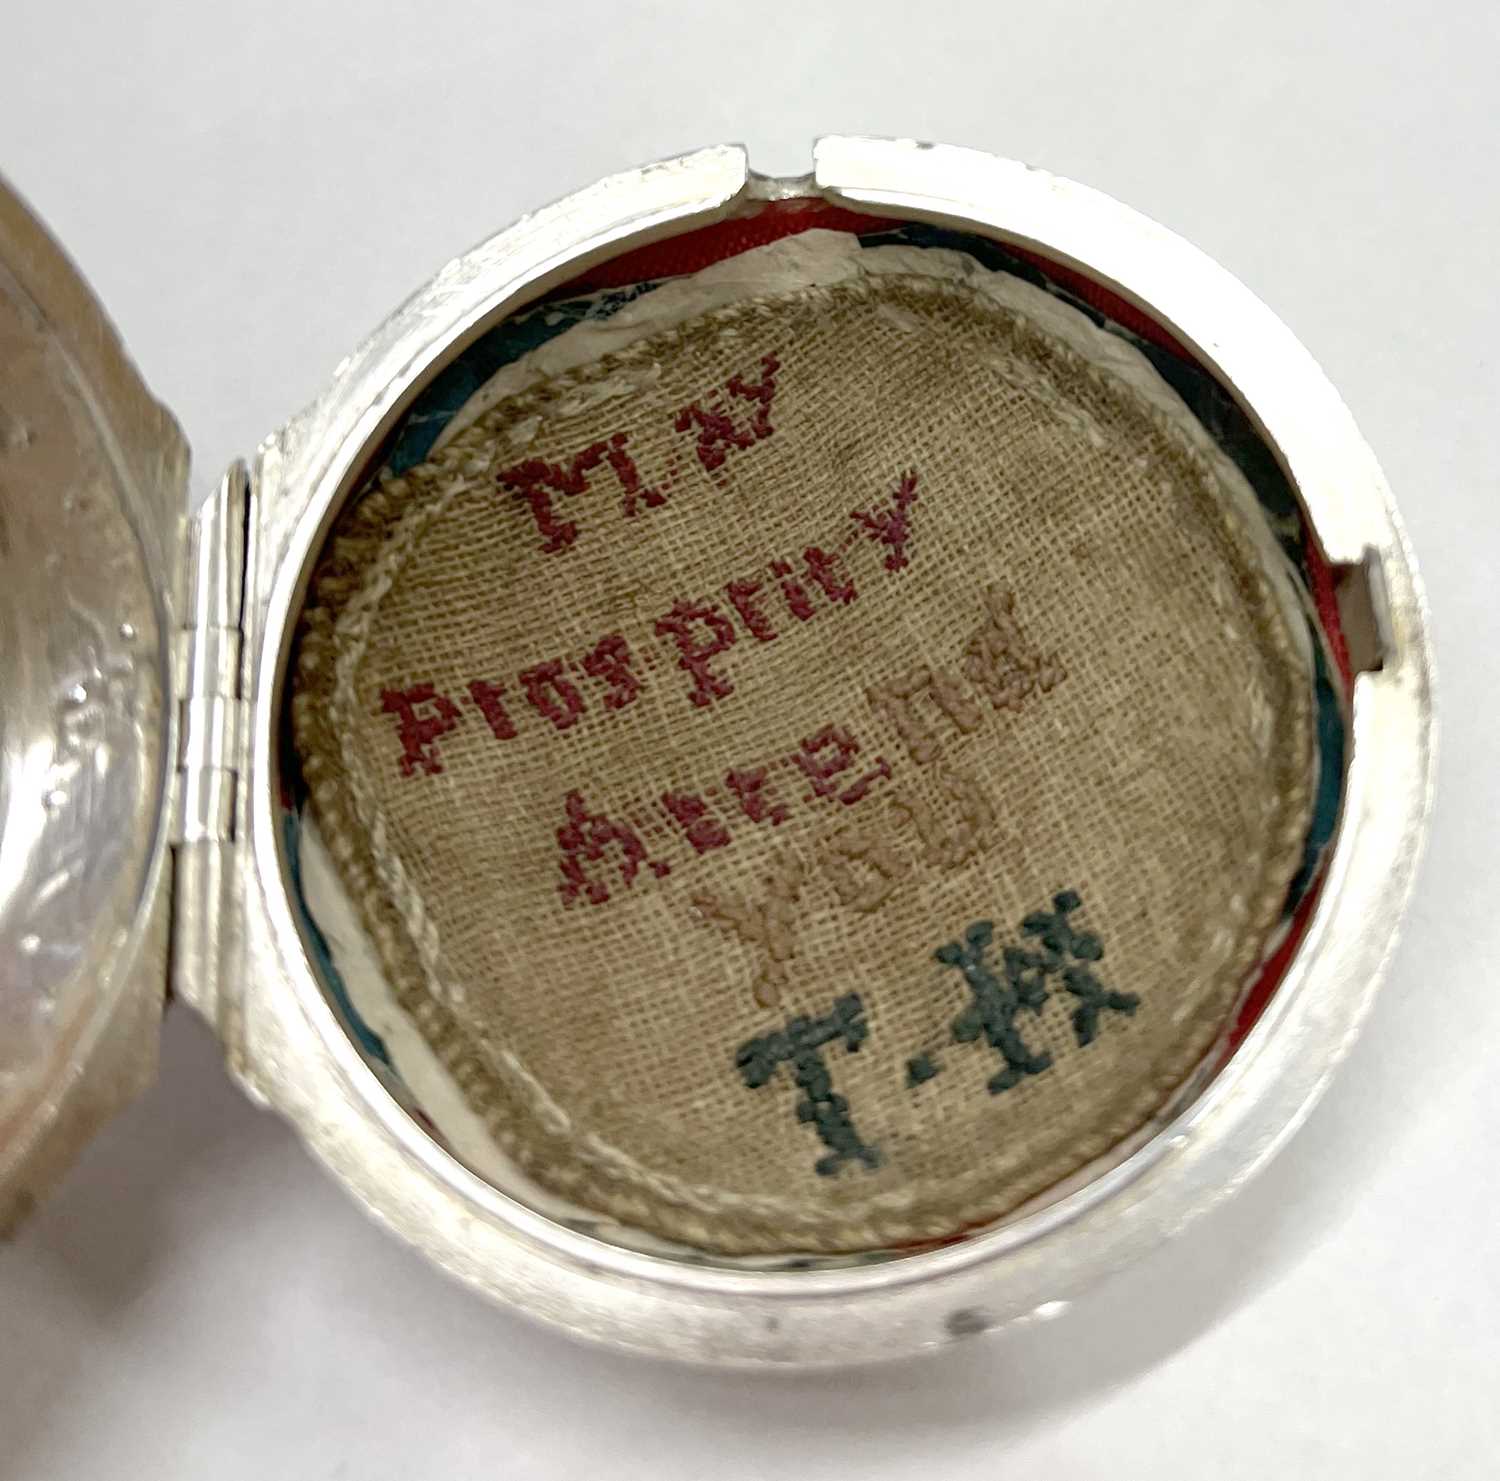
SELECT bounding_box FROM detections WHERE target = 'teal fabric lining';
[386,284,659,475]
[281,809,392,1066]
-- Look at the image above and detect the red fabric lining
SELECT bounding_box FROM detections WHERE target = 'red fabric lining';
[558,198,1197,364]
[1304,531,1355,692]
[1224,872,1326,1056]
[560,202,899,293]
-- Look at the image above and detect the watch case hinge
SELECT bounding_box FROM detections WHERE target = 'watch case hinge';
[169,460,252,1042]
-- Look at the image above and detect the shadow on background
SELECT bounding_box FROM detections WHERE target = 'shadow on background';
[0,918,1432,1468]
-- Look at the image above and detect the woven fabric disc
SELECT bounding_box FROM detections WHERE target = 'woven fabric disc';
[293,238,1314,1255]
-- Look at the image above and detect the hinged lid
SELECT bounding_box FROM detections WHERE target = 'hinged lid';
[0,176,188,1229]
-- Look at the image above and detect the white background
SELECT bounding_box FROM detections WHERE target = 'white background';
[2,3,1496,1476]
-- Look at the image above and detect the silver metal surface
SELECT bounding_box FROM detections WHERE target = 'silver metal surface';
[171,461,251,1068]
[203,138,1435,1365]
[0,177,187,1231]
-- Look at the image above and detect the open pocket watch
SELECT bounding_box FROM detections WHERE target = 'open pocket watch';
[0,138,1434,1366]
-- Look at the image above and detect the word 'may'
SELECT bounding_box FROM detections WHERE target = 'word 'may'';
[498,353,780,555]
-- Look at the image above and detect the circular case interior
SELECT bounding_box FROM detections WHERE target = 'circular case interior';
[282,203,1351,1264]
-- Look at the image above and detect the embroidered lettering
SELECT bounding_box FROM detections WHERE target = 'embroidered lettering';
[519,660,585,731]
[734,993,880,1176]
[602,432,668,519]
[724,577,778,642]
[965,585,1065,712]
[931,894,1135,1086]
[499,433,664,554]
[725,765,789,826]
[675,353,780,472]
[891,767,998,870]
[852,470,919,572]
[580,633,642,711]
[546,722,892,907]
[866,666,981,766]
[792,725,891,805]
[465,679,517,741]
[802,546,857,605]
[654,599,738,708]
[387,467,929,763]
[935,921,1053,1094]
[768,559,816,621]
[556,790,670,906]
[380,684,462,777]
[793,725,859,799]
[822,825,907,913]
[725,354,780,433]
[662,791,732,855]
[694,852,804,1009]
[1019,890,1138,1046]
[838,755,893,805]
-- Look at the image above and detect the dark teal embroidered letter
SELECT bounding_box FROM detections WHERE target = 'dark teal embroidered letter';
[935,921,1053,1093]
[931,892,1138,1094]
[1019,890,1139,1046]
[735,994,881,1176]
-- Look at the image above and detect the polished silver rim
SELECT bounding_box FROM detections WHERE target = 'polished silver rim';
[231,138,1435,1367]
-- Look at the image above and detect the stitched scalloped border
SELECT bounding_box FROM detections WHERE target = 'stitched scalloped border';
[293,270,1314,1252]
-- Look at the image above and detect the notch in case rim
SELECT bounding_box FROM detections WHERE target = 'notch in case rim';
[0,137,1435,1366]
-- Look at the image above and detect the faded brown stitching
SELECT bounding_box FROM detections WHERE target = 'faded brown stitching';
[890,767,1000,870]
[965,585,1066,712]
[822,825,907,913]
[692,851,806,1009]
[866,666,982,766]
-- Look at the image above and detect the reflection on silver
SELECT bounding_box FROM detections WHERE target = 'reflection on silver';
[0,177,186,1229]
